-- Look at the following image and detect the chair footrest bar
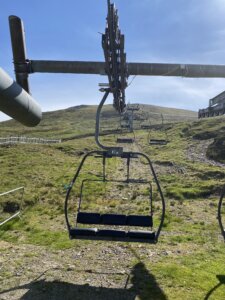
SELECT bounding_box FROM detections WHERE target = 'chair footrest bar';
[149,139,168,145]
[117,138,134,143]
[69,228,156,242]
[127,230,155,239]
[98,229,126,238]
[70,228,97,236]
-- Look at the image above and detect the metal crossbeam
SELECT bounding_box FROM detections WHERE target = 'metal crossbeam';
[15,60,225,78]
[6,0,225,124]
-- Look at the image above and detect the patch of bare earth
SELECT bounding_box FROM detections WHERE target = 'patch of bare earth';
[186,139,225,167]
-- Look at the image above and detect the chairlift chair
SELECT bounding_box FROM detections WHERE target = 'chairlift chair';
[148,114,169,146]
[116,112,135,144]
[117,137,134,144]
[65,150,165,243]
[141,124,152,130]
[64,1,165,244]
[140,111,151,130]
[64,87,165,243]
[149,139,168,146]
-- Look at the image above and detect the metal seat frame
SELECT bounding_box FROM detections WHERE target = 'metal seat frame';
[65,149,165,243]
[148,113,169,146]
[116,112,136,144]
[77,177,153,228]
[65,90,166,243]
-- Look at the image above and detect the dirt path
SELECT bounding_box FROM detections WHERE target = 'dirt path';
[186,139,225,168]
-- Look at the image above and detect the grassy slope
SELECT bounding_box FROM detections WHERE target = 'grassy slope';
[0,103,197,139]
[0,105,225,300]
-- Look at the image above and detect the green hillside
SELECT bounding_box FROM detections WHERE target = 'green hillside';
[0,104,197,139]
[0,104,225,300]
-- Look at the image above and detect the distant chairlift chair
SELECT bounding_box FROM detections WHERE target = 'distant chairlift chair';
[117,137,134,144]
[148,114,169,146]
[116,112,135,144]
[140,110,150,130]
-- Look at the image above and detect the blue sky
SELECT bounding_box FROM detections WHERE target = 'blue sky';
[1,0,225,121]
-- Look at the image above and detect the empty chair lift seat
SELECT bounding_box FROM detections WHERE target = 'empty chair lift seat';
[149,139,168,145]
[70,212,155,242]
[117,138,134,144]
[141,125,151,129]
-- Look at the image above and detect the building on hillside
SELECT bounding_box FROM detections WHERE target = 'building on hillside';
[198,91,225,118]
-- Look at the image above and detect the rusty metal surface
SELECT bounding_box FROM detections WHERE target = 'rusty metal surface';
[102,0,128,112]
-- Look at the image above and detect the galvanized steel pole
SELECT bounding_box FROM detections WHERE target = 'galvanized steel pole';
[0,67,42,127]
[30,60,106,75]
[9,16,225,81]
[127,63,225,78]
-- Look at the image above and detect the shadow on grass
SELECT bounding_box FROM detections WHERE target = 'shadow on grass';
[204,275,225,300]
[0,262,168,300]
[131,262,168,300]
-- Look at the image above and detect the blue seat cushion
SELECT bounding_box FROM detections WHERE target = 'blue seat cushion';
[101,214,127,225]
[127,215,153,227]
[77,212,101,224]
[127,230,155,240]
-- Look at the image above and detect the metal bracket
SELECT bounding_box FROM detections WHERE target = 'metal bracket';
[14,59,33,74]
[95,89,123,156]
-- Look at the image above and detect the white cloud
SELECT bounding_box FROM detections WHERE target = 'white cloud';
[126,76,225,111]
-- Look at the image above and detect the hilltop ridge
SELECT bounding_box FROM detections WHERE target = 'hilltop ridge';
[0,103,197,139]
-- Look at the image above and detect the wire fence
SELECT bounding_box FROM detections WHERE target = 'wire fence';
[0,186,24,226]
[0,136,61,145]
